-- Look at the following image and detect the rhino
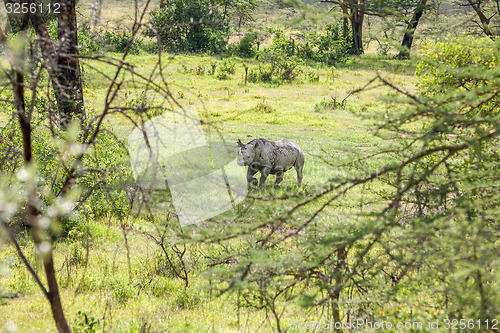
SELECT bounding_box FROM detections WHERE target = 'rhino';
[237,138,304,188]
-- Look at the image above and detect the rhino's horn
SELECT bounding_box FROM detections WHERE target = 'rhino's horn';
[237,139,244,147]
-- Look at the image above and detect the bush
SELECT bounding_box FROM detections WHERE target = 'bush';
[0,117,133,224]
[216,59,236,80]
[145,0,229,53]
[78,24,103,55]
[80,130,132,218]
[248,25,351,83]
[416,37,500,95]
[45,20,103,55]
[296,23,353,65]
[253,31,303,83]
[101,29,144,54]
[306,69,320,82]
[236,31,261,57]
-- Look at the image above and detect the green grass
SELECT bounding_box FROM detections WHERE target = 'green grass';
[0,0,428,326]
[0,50,417,331]
[2,0,494,329]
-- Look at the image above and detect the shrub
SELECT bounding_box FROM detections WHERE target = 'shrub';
[216,59,236,80]
[80,130,132,219]
[0,118,133,223]
[78,24,103,55]
[416,37,500,95]
[236,31,261,57]
[124,91,160,116]
[72,311,102,333]
[101,29,143,54]
[254,32,302,83]
[249,25,352,83]
[145,0,229,53]
[296,23,353,65]
[306,69,320,82]
[44,20,103,55]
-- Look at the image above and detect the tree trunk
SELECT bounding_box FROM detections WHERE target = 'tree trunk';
[57,0,85,126]
[350,8,364,54]
[339,1,364,54]
[91,0,104,29]
[398,0,427,58]
[466,0,495,39]
[10,36,71,333]
[29,0,85,127]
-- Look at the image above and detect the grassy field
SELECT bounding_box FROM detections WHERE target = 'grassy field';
[0,0,433,331]
[0,48,418,331]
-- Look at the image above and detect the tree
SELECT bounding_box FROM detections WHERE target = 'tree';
[202,37,500,332]
[322,0,432,56]
[2,0,30,33]
[0,1,154,331]
[3,0,85,126]
[0,1,85,330]
[323,0,365,53]
[90,0,104,29]
[398,0,427,58]
[28,0,85,126]
[0,24,72,333]
[462,0,500,38]
[146,0,230,52]
[216,0,261,22]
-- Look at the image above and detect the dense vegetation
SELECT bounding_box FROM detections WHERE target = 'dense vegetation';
[0,0,499,332]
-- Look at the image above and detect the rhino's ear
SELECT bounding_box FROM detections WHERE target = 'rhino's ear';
[237,139,244,147]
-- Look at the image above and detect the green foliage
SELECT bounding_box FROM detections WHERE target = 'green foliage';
[376,40,391,56]
[236,31,261,58]
[416,37,500,95]
[72,310,102,332]
[111,279,135,303]
[216,58,236,79]
[41,19,146,55]
[8,261,36,293]
[202,37,500,329]
[296,23,353,65]
[124,91,161,116]
[100,28,144,54]
[247,25,352,83]
[78,24,103,56]
[174,289,201,309]
[216,0,260,21]
[145,0,229,53]
[360,38,500,323]
[252,101,275,114]
[46,18,58,42]
[80,130,131,219]
[253,32,303,82]
[0,121,23,175]
[305,69,320,82]
[0,120,131,223]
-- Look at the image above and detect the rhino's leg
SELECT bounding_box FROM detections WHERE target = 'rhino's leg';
[295,162,304,186]
[274,170,284,186]
[259,167,271,188]
[247,166,259,186]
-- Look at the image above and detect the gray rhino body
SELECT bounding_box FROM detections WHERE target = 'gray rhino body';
[237,138,304,188]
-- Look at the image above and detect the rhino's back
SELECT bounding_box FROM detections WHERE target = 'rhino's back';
[257,139,302,170]
[273,139,301,152]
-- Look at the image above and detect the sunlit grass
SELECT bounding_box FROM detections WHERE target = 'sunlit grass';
[0,44,419,332]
